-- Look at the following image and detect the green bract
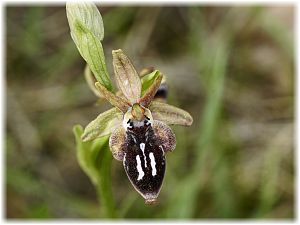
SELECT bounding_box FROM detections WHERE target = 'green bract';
[66,2,112,91]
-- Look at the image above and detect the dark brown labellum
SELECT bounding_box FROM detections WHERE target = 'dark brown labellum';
[123,118,166,203]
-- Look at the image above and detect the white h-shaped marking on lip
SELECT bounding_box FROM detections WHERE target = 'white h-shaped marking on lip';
[149,152,157,176]
[123,153,126,167]
[159,145,165,156]
[131,135,137,144]
[140,143,147,168]
[136,155,144,180]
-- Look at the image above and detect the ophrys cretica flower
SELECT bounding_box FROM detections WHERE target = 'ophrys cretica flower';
[82,49,193,204]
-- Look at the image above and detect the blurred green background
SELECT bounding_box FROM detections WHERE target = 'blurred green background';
[6,5,294,219]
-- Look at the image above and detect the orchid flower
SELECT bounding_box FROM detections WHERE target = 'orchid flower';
[82,49,193,204]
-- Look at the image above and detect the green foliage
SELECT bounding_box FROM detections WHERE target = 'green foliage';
[66,2,112,91]
[66,3,104,41]
[73,125,116,218]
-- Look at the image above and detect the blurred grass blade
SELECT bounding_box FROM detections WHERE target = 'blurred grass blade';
[256,8,293,60]
[255,125,292,217]
[112,49,141,104]
[139,70,162,107]
[81,107,123,142]
[95,82,131,113]
[166,39,228,218]
[66,2,113,90]
[149,101,193,126]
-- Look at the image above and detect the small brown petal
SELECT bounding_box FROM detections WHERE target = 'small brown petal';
[139,71,163,108]
[95,82,131,113]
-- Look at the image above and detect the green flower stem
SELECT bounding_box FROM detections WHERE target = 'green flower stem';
[96,139,117,218]
[73,125,118,218]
